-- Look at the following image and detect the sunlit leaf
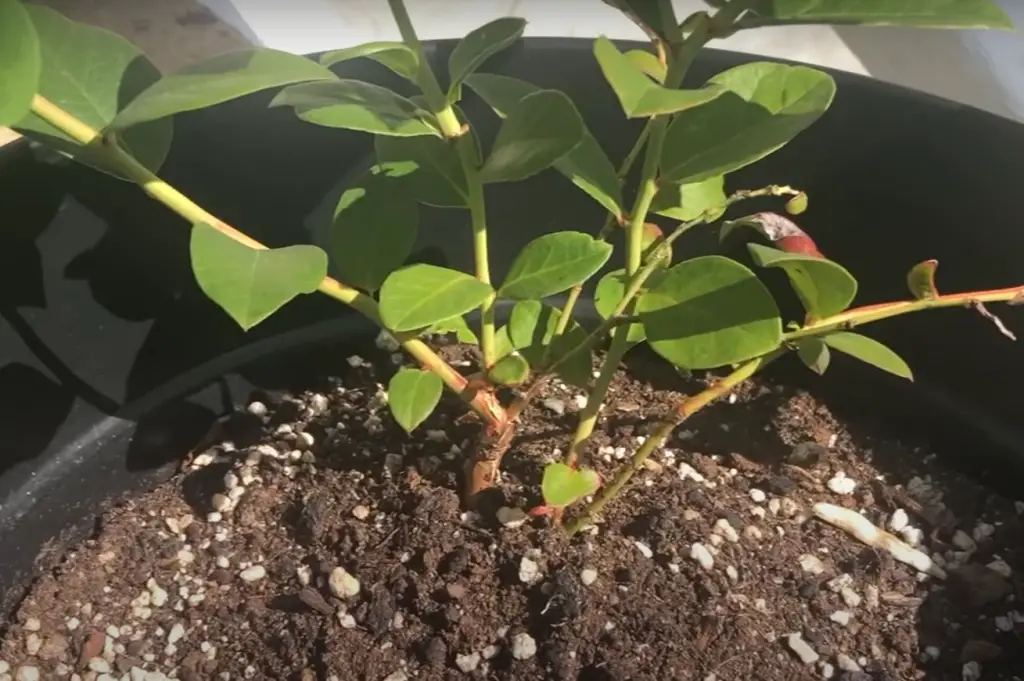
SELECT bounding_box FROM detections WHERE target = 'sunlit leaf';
[652,175,727,222]
[320,41,419,80]
[747,243,856,319]
[593,36,724,118]
[388,367,443,432]
[637,255,782,369]
[499,231,612,300]
[823,331,913,380]
[448,17,526,99]
[0,0,40,127]
[786,191,808,214]
[624,49,665,83]
[190,223,328,331]
[465,73,622,216]
[661,62,835,184]
[488,353,530,386]
[748,0,1012,29]
[796,337,830,375]
[270,80,439,136]
[374,134,469,207]
[594,268,661,345]
[379,264,493,332]
[507,300,591,388]
[906,259,939,300]
[542,463,601,509]
[479,90,585,183]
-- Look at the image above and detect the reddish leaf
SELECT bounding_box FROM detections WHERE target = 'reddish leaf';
[721,212,824,258]
[906,259,939,300]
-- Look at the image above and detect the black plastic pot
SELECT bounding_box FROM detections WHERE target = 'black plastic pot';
[2,38,1024,621]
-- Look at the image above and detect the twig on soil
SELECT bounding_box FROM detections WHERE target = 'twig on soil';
[812,502,946,579]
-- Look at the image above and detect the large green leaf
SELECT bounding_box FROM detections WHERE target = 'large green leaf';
[447,17,526,99]
[823,332,913,380]
[190,223,328,331]
[16,6,171,175]
[388,367,443,433]
[796,337,830,375]
[499,232,612,300]
[465,73,623,216]
[661,62,835,184]
[332,175,418,292]
[637,255,782,369]
[320,41,419,80]
[270,80,439,136]
[507,300,592,388]
[542,463,601,509]
[747,242,857,320]
[0,0,40,126]
[594,268,662,345]
[480,90,585,183]
[379,264,494,332]
[593,36,724,118]
[374,134,469,207]
[112,49,335,130]
[749,0,1012,28]
[652,175,728,222]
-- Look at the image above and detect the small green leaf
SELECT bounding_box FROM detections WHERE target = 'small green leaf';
[388,367,443,433]
[427,315,479,343]
[480,90,585,183]
[661,62,835,184]
[637,255,782,369]
[594,268,657,345]
[624,49,666,84]
[379,264,494,332]
[786,191,808,215]
[907,259,939,300]
[16,6,171,175]
[507,300,592,388]
[593,36,724,118]
[499,231,612,300]
[465,73,622,216]
[112,49,336,130]
[542,463,601,509]
[0,0,40,127]
[190,223,328,331]
[488,353,530,386]
[749,0,1012,29]
[332,176,418,292]
[374,134,469,207]
[270,80,439,136]
[652,175,728,222]
[320,41,419,80]
[823,332,913,380]
[747,242,857,319]
[447,17,526,99]
[796,337,830,375]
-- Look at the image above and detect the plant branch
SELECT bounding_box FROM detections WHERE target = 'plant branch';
[27,94,507,430]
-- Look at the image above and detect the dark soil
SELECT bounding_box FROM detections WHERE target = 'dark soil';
[3,341,1023,681]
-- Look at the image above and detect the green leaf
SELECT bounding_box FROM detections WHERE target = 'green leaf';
[906,259,939,300]
[0,0,40,127]
[661,62,835,184]
[320,41,419,80]
[488,353,530,386]
[796,337,830,375]
[447,17,526,99]
[624,49,666,84]
[112,49,336,130]
[823,332,913,380]
[270,80,439,136]
[750,0,1012,29]
[427,315,478,343]
[592,36,724,118]
[507,300,592,388]
[594,268,661,345]
[332,176,418,292]
[500,232,612,300]
[16,6,171,175]
[637,255,782,370]
[379,264,494,332]
[747,243,857,319]
[465,73,623,216]
[786,191,808,215]
[479,90,585,184]
[374,134,469,207]
[542,463,601,509]
[652,175,728,222]
[190,223,328,331]
[388,367,443,433]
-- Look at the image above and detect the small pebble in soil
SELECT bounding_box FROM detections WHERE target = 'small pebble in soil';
[351,505,370,520]
[239,565,266,582]
[519,557,541,584]
[836,654,861,672]
[822,662,835,679]
[635,541,653,559]
[962,661,982,681]
[800,554,826,576]
[973,522,995,543]
[768,498,781,515]
[726,565,739,582]
[580,568,598,586]
[542,398,566,416]
[690,543,714,571]
[713,519,739,543]
[328,567,361,599]
[900,526,924,547]
[511,633,537,661]
[497,507,527,529]
[787,634,820,664]
[840,587,862,608]
[830,611,853,627]
[827,472,857,495]
[952,530,978,552]
[749,489,766,503]
[986,559,1012,577]
[456,652,481,673]
[246,401,267,416]
[888,509,909,533]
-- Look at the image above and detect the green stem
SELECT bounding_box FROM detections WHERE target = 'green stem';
[28,94,508,430]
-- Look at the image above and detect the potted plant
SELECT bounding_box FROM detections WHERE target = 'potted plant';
[1,0,1022,679]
